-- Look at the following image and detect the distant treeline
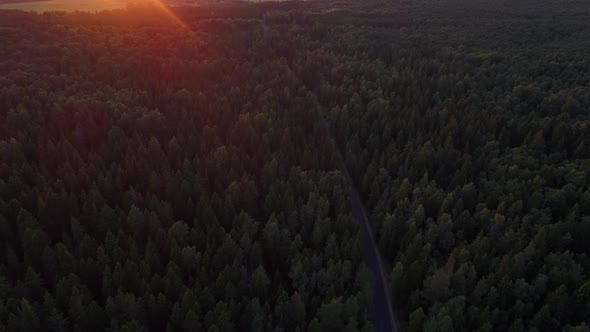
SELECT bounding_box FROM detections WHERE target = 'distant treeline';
[0,0,50,4]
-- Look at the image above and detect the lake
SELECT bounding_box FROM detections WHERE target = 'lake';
[0,0,128,12]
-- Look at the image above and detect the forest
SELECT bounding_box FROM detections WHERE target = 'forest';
[0,0,589,331]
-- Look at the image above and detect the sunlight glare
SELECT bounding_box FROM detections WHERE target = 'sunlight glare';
[134,0,189,30]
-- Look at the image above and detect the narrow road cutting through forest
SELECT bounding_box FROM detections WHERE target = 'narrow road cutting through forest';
[319,111,400,332]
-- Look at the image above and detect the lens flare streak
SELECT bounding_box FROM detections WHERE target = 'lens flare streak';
[144,0,189,30]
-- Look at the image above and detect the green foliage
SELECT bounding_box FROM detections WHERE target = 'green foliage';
[324,0,590,330]
[0,3,370,330]
[1,0,588,330]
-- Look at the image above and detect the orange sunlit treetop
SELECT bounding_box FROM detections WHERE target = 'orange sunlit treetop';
[127,0,189,30]
[142,0,188,29]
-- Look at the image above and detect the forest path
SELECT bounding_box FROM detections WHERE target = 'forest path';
[319,112,400,332]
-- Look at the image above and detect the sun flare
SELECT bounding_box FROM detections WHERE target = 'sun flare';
[133,0,189,30]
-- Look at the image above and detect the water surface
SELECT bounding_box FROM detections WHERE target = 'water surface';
[0,0,127,12]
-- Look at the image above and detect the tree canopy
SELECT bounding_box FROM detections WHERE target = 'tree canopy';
[1,0,589,330]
